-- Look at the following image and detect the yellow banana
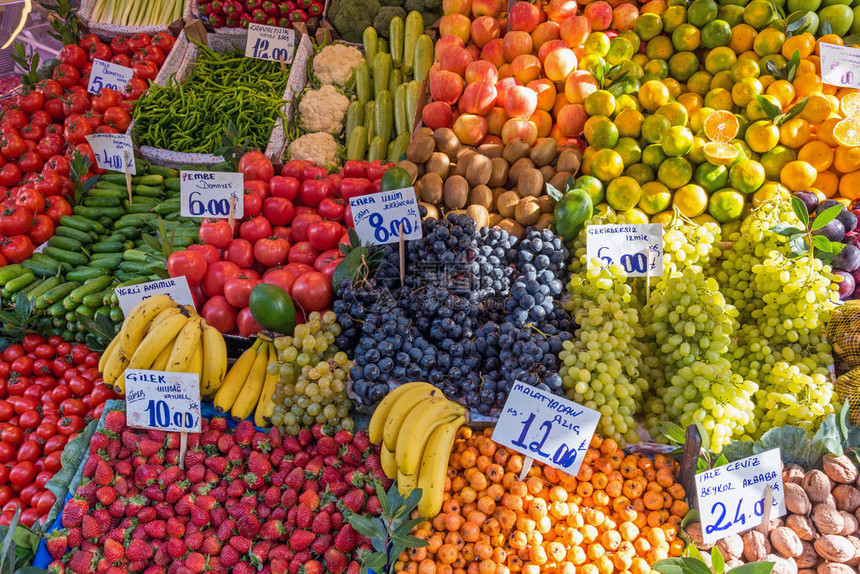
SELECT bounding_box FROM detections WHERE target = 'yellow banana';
[151,335,177,371]
[416,416,464,518]
[102,336,129,390]
[200,322,228,400]
[396,403,466,476]
[397,468,418,498]
[99,335,119,373]
[380,444,398,479]
[254,366,279,428]
[126,313,189,371]
[118,295,176,360]
[231,342,271,421]
[188,336,203,381]
[368,381,436,445]
[145,306,181,335]
[213,340,263,413]
[165,319,202,373]
[382,385,447,452]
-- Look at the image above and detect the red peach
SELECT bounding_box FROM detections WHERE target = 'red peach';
[480,38,506,68]
[504,85,538,119]
[498,63,512,79]
[467,45,481,60]
[543,47,577,83]
[465,60,499,85]
[584,1,613,31]
[422,101,455,129]
[564,70,598,103]
[440,46,473,77]
[495,77,522,108]
[502,31,533,63]
[471,16,500,48]
[531,21,561,51]
[531,110,553,137]
[501,119,538,145]
[556,103,587,136]
[545,0,577,23]
[538,39,569,63]
[507,1,541,32]
[527,79,557,111]
[487,107,508,136]
[510,54,542,83]
[439,14,471,43]
[471,0,505,18]
[442,0,471,15]
[460,81,498,115]
[430,70,465,104]
[612,4,639,31]
[552,91,568,116]
[453,113,489,145]
[435,35,466,61]
[560,15,591,47]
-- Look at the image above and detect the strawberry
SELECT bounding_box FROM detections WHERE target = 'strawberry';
[138,506,157,523]
[259,519,285,540]
[186,530,204,551]
[46,530,68,559]
[250,540,272,564]
[346,561,361,574]
[268,426,282,447]
[283,436,301,454]
[334,429,353,445]
[134,464,159,487]
[297,428,312,447]
[311,511,331,534]
[190,505,210,527]
[67,550,95,574]
[243,472,265,490]
[312,424,326,440]
[237,514,261,538]
[298,490,319,510]
[280,489,298,509]
[103,538,125,563]
[248,451,272,477]
[81,457,98,478]
[304,559,324,574]
[295,504,313,529]
[229,535,252,553]
[81,515,100,541]
[104,410,125,433]
[264,486,281,507]
[235,421,255,447]
[217,518,237,540]
[144,519,167,538]
[209,417,228,431]
[284,468,304,490]
[310,534,332,555]
[217,434,236,454]
[200,535,221,555]
[251,433,271,453]
[316,436,338,457]
[233,562,256,574]
[160,465,185,487]
[341,445,362,466]
[185,448,206,467]
[205,456,228,475]
[96,485,116,505]
[271,559,289,574]
[226,479,245,498]
[366,495,382,515]
[219,544,240,568]
[184,552,207,573]
[138,438,163,457]
[334,524,357,552]
[320,467,341,487]
[288,529,314,552]
[324,548,348,574]
[340,489,364,513]
[167,517,186,538]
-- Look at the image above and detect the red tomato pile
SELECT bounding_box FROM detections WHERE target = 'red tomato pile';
[198,0,323,29]
[0,334,118,527]
[167,152,394,337]
[0,32,175,265]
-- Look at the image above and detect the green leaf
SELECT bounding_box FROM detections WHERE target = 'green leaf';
[348,515,386,541]
[379,484,393,517]
[652,557,712,574]
[348,228,361,248]
[765,60,784,79]
[685,544,703,560]
[712,547,726,574]
[662,422,687,445]
[364,551,387,572]
[822,20,832,35]
[812,204,843,231]
[812,235,834,253]
[390,533,429,549]
[756,95,782,120]
[813,413,844,457]
[0,507,20,571]
[714,453,729,467]
[830,241,846,256]
[695,421,710,458]
[401,488,422,516]
[770,223,804,237]
[785,12,808,32]
[545,183,563,203]
[14,568,48,574]
[786,51,801,82]
[776,97,807,126]
[790,194,810,228]
[788,234,809,256]
[728,562,775,574]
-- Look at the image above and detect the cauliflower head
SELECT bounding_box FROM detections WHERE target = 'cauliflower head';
[288,133,339,168]
[298,85,350,135]
[313,45,364,87]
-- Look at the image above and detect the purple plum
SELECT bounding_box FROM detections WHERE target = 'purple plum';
[812,218,846,242]
[834,244,860,272]
[793,191,819,214]
[835,270,855,300]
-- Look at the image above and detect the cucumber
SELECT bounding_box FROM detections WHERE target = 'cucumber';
[414,34,434,83]
[123,203,155,215]
[87,258,121,271]
[76,305,96,319]
[22,258,63,278]
[132,174,164,186]
[54,226,93,245]
[59,215,105,234]
[373,52,392,99]
[390,16,404,70]
[365,101,376,143]
[69,276,114,304]
[84,196,123,207]
[98,174,128,185]
[345,101,364,141]
[405,81,420,132]
[37,281,81,309]
[110,306,124,323]
[74,205,124,219]
[66,267,105,282]
[48,235,83,252]
[403,11,423,77]
[389,132,410,163]
[88,187,127,199]
[347,126,369,161]
[5,272,36,294]
[63,295,80,311]
[28,277,63,301]
[94,306,111,323]
[83,288,112,308]
[91,241,126,253]
[0,265,26,285]
[145,165,178,179]
[355,62,372,107]
[378,38,388,54]
[48,301,66,318]
[394,84,408,136]
[43,246,89,267]
[165,177,181,191]
[90,253,124,263]
[375,90,394,146]
[28,252,66,273]
[389,69,403,95]
[369,136,387,161]
[363,28,378,71]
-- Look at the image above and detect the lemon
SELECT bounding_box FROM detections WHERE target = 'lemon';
[729,159,766,194]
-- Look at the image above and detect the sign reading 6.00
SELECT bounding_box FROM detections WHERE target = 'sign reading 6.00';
[586,223,664,277]
[179,171,244,219]
[124,369,201,433]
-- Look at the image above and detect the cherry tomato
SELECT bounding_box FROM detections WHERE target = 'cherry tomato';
[0,443,15,464]
[19,508,39,528]
[9,461,35,487]
[36,489,56,512]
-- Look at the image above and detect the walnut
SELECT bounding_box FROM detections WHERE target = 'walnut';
[717,533,743,560]
[771,526,804,558]
[743,529,771,562]
[795,540,821,569]
[786,482,813,515]
[833,485,860,513]
[765,554,798,574]
[813,504,845,535]
[784,463,805,485]
[814,535,856,563]
[838,511,858,536]
[786,514,818,541]
[804,470,834,503]
[823,455,859,484]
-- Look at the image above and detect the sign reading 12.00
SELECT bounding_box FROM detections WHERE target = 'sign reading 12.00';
[245,23,297,63]
[87,59,134,95]
[586,223,664,277]
[492,383,600,476]
[124,370,201,433]
[179,171,244,219]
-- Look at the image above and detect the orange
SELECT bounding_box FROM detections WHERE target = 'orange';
[753,28,784,57]
[796,58,816,76]
[778,117,811,149]
[818,118,843,147]
[728,24,756,54]
[745,120,779,153]
[813,170,839,198]
[731,77,763,107]
[798,141,835,172]
[834,118,860,148]
[591,149,626,181]
[802,93,837,124]
[779,160,817,191]
[793,74,823,100]
[672,184,708,217]
[639,80,672,112]
[781,33,815,60]
[840,91,860,119]
[839,171,860,200]
[834,146,860,174]
[765,80,795,108]
[703,142,740,165]
[662,78,683,100]
[704,88,734,111]
[815,34,843,57]
[703,110,739,142]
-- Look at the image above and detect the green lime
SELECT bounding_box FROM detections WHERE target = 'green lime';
[554,189,594,241]
[249,283,296,335]
[694,162,729,192]
[380,167,413,191]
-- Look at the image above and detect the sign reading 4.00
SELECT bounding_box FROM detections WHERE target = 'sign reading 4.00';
[586,223,664,277]
[179,171,244,219]
[245,23,297,63]
[125,370,201,433]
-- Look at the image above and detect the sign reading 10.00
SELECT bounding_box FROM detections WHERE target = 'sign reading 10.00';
[124,370,201,433]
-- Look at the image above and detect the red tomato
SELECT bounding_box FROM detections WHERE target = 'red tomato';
[0,206,33,236]
[281,159,309,179]
[167,250,208,283]
[132,60,158,81]
[17,152,44,174]
[288,242,319,266]
[291,271,333,312]
[201,296,238,334]
[3,345,24,362]
[57,44,87,68]
[0,402,11,422]
[103,106,131,131]
[152,32,175,53]
[27,215,54,245]
[186,244,221,265]
[262,197,295,226]
[138,46,165,66]
[16,440,40,462]
[242,190,262,218]
[239,216,272,244]
[57,415,84,436]
[0,443,13,464]
[318,197,346,221]
[1,236,34,264]
[238,151,274,182]
[60,398,86,417]
[299,178,333,207]
[34,79,62,99]
[224,238,254,269]
[314,249,341,271]
[34,169,63,195]
[254,236,290,267]
[341,159,368,178]
[9,461,35,487]
[21,334,43,352]
[45,157,71,178]
[91,88,121,113]
[262,269,296,294]
[43,451,62,473]
[339,177,374,201]
[36,489,56,512]
[307,221,343,251]
[109,36,131,55]
[301,165,327,182]
[20,122,44,142]
[1,134,26,160]
[16,188,44,214]
[291,213,322,242]
[88,42,112,62]
[124,77,148,101]
[61,92,90,116]
[0,426,21,446]
[68,376,92,396]
[31,359,51,376]
[128,33,151,51]
[0,164,21,187]
[223,276,258,308]
[201,261,242,297]
[89,383,114,408]
[43,435,66,455]
[237,307,263,337]
[62,114,92,144]
[110,54,132,67]
[367,160,390,181]
[199,219,233,248]
[50,384,70,404]
[269,175,299,200]
[35,421,56,442]
[15,90,44,115]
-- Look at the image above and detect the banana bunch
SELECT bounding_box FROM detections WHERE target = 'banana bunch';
[99,294,228,397]
[368,382,467,518]
[213,337,279,427]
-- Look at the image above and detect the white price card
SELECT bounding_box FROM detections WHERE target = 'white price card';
[349,187,423,246]
[125,370,202,433]
[492,382,600,477]
[245,23,298,62]
[179,171,244,219]
[115,276,196,316]
[820,43,860,89]
[586,223,663,277]
[696,448,786,544]
[85,133,136,175]
[87,59,134,95]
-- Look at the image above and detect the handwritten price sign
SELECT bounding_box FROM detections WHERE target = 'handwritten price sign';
[349,187,423,246]
[586,223,663,277]
[820,43,860,89]
[245,23,297,62]
[125,370,201,433]
[115,276,196,316]
[88,59,134,95]
[179,171,244,219]
[696,448,786,544]
[492,383,600,477]
[85,133,136,175]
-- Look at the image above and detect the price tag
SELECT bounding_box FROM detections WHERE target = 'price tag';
[820,43,860,89]
[696,448,786,545]
[586,223,663,277]
[491,382,600,477]
[115,276,196,316]
[180,171,244,219]
[85,133,136,175]
[125,370,202,433]
[87,59,134,95]
[349,187,423,246]
[245,23,298,63]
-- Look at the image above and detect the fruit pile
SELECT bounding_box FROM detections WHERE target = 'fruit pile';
[0,334,116,527]
[396,428,687,574]
[197,0,323,29]
[52,413,385,574]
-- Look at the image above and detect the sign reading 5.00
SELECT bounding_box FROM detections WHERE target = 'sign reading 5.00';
[87,59,134,95]
[349,187,423,246]
[245,23,297,62]
[125,370,201,433]
[179,171,244,219]
[586,223,663,277]
[492,383,600,477]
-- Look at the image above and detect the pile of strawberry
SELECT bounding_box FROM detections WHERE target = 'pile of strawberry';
[49,413,389,574]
